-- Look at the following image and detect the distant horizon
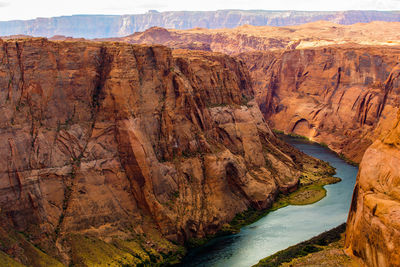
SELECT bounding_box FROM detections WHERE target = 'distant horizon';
[1,9,400,22]
[1,0,400,21]
[1,8,400,39]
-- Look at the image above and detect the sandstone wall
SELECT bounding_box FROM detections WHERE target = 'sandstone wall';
[0,38,323,264]
[345,110,400,266]
[124,24,400,162]
[239,47,400,162]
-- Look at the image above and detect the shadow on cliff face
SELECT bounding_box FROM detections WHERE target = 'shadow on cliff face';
[111,23,400,266]
[0,38,331,266]
[345,110,400,267]
[122,24,400,164]
[238,47,400,164]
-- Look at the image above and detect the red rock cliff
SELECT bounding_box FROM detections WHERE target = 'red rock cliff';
[111,23,400,265]
[239,46,400,162]
[345,110,400,266]
[0,38,324,265]
[120,24,400,162]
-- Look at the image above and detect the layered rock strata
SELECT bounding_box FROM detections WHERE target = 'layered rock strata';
[111,22,400,265]
[0,38,326,265]
[121,23,400,162]
[239,46,400,162]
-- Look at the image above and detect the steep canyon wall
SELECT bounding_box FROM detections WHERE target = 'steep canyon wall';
[239,47,400,163]
[126,25,400,162]
[345,110,400,267]
[123,25,400,265]
[0,38,326,265]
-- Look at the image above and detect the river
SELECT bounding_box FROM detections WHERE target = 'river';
[178,137,358,267]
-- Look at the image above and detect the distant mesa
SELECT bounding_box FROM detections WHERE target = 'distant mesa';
[49,35,85,41]
[1,10,400,38]
[0,34,33,40]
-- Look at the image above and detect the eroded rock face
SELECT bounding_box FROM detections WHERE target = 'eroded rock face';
[345,110,400,267]
[238,47,400,162]
[0,38,323,264]
[122,23,400,162]
[118,24,400,265]
[107,22,400,265]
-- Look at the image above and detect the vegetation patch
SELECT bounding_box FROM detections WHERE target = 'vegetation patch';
[16,237,63,267]
[241,94,254,107]
[0,251,25,267]
[68,230,185,267]
[68,234,139,267]
[272,129,310,141]
[287,133,310,140]
[112,239,151,263]
[285,184,327,205]
[274,177,341,207]
[187,158,340,248]
[272,129,284,135]
[273,129,360,167]
[253,223,346,267]
[0,225,63,267]
[186,237,210,249]
[224,172,339,235]
[339,153,359,167]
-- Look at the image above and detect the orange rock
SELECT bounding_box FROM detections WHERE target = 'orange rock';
[345,110,400,267]
[119,23,400,265]
[119,23,400,163]
[239,46,400,163]
[0,38,322,263]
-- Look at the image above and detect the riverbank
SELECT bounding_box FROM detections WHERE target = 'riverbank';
[218,172,340,238]
[253,224,358,267]
[274,130,359,167]
[185,136,339,249]
[177,135,358,267]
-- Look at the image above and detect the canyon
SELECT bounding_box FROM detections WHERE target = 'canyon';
[0,38,334,266]
[117,21,400,266]
[122,21,400,163]
[345,110,400,267]
[1,10,400,39]
[238,46,400,163]
[0,19,400,266]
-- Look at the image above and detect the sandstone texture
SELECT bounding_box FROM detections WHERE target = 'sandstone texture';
[239,46,400,162]
[124,22,400,163]
[2,11,400,39]
[0,38,326,265]
[122,22,400,266]
[345,110,400,267]
[3,19,400,266]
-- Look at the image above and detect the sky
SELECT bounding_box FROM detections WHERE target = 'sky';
[0,0,399,21]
